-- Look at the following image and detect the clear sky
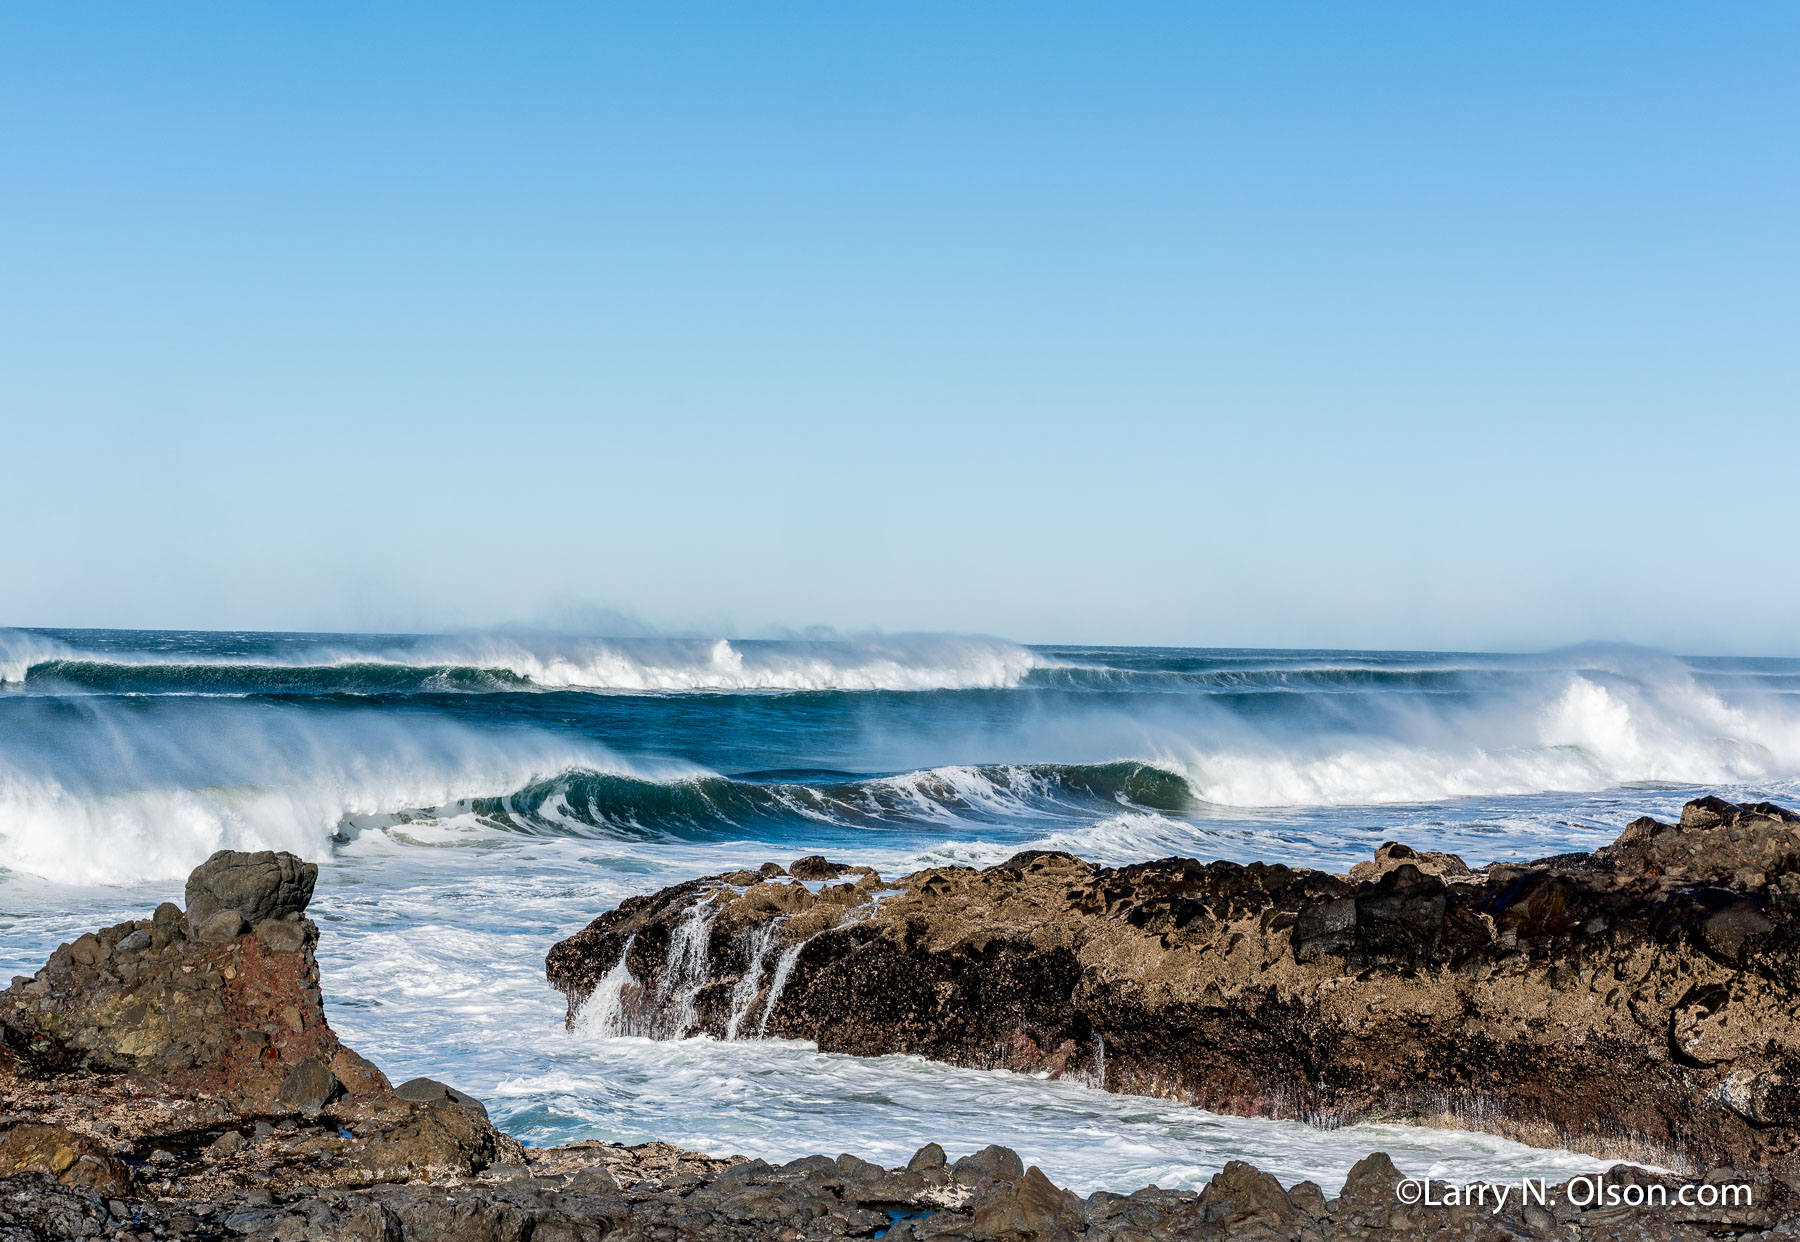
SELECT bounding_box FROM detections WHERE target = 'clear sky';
[2,5,1796,651]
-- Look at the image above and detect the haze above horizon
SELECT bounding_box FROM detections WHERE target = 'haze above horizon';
[3,5,1796,653]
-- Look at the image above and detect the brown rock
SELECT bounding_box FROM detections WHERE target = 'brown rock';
[0,1123,132,1197]
[788,855,847,881]
[546,795,1800,1176]
[965,1165,1082,1241]
[1199,1159,1300,1226]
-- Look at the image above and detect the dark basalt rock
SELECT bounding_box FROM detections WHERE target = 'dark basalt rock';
[9,1144,1788,1241]
[398,1075,493,1122]
[183,848,318,927]
[547,796,1800,1177]
[6,836,1800,1238]
[277,1055,343,1114]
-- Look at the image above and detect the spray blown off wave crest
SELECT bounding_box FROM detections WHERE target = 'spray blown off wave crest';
[0,696,699,885]
[7,635,1800,887]
[1169,660,1800,808]
[1,629,1043,694]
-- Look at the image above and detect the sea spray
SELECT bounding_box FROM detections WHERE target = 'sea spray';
[758,934,817,1039]
[654,900,718,1039]
[575,935,641,1039]
[726,922,781,1041]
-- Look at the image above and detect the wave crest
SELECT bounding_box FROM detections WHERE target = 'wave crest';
[1,630,1043,695]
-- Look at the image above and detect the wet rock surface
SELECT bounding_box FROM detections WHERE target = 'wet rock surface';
[9,814,1800,1239]
[548,797,1800,1176]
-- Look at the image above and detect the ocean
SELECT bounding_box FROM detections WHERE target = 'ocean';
[4,628,1798,1193]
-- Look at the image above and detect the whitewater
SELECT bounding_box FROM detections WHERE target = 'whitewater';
[5,627,1800,1193]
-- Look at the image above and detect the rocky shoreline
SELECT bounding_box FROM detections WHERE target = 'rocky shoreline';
[548,796,1800,1178]
[1,799,1797,1239]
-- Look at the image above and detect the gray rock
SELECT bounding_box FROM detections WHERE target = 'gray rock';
[908,1142,947,1170]
[1522,1202,1559,1235]
[113,929,152,956]
[395,1076,490,1122]
[193,908,247,943]
[253,918,308,953]
[563,1164,620,1196]
[834,1153,883,1180]
[278,1057,343,1114]
[185,849,318,928]
[780,1154,839,1176]
[210,1130,246,1157]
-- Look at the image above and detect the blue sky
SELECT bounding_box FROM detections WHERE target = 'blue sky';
[3,5,1796,651]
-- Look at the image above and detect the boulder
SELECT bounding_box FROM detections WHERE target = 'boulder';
[184,849,318,927]
[965,1165,1083,1241]
[396,1076,492,1122]
[1199,1160,1300,1227]
[193,908,247,943]
[787,855,846,881]
[278,1056,343,1114]
[908,1142,947,1170]
[955,1144,1026,1183]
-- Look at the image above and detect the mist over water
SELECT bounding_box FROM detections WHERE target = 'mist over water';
[5,628,1799,1190]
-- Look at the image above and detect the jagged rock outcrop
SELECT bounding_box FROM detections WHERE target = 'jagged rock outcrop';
[1,849,519,1196]
[6,837,1800,1239]
[546,796,1800,1176]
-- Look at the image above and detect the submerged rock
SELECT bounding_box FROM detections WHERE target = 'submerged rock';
[547,797,1800,1177]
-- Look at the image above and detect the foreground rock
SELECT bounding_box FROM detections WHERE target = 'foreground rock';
[548,796,1800,1176]
[4,1135,1795,1240]
[8,832,1800,1239]
[2,849,520,1200]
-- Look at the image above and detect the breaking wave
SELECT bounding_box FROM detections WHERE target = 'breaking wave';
[0,630,1043,695]
[5,633,1800,886]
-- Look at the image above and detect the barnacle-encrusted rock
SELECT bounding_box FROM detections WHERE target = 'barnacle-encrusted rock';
[548,797,1800,1176]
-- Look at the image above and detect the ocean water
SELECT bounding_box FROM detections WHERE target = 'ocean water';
[4,628,1800,1193]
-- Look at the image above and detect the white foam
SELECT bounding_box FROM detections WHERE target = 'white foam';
[1164,660,1800,809]
[573,935,641,1040]
[0,629,74,683]
[726,922,780,1041]
[6,631,1044,694]
[0,701,693,885]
